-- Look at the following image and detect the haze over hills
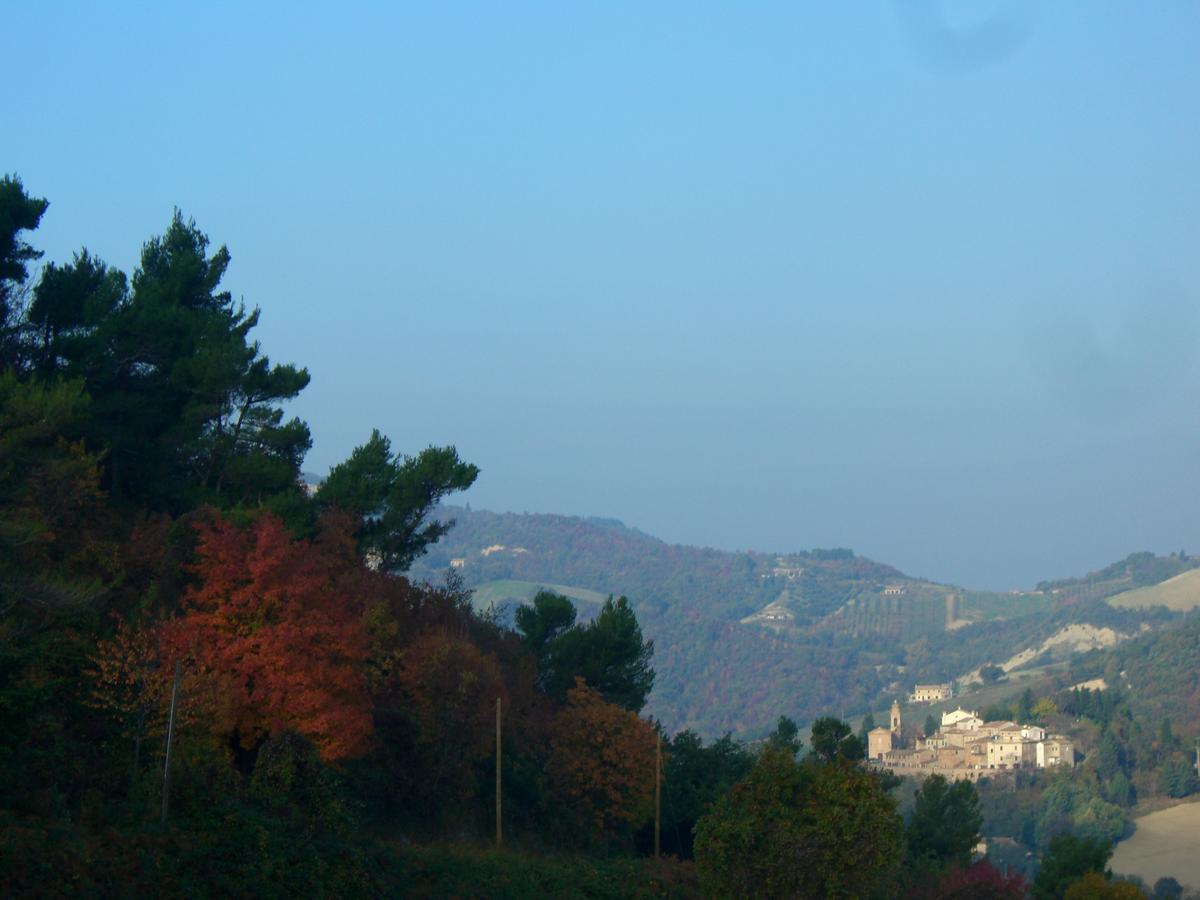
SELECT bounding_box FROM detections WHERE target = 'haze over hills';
[409,506,1194,737]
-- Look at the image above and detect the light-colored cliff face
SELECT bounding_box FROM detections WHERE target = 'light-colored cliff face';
[960,623,1133,683]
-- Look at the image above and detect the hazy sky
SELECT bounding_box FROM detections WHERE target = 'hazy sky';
[8,2,1199,589]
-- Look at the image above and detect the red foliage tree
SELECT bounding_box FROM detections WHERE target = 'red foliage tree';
[926,859,1027,900]
[160,511,373,761]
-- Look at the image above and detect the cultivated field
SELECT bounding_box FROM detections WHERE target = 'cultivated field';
[1111,800,1200,890]
[1108,568,1200,611]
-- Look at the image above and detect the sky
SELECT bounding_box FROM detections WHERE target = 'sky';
[7,2,1199,590]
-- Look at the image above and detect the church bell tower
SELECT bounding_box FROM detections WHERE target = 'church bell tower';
[890,699,902,734]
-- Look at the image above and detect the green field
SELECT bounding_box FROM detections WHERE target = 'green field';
[470,579,609,613]
[1108,568,1200,611]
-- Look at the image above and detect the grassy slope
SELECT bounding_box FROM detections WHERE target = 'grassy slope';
[1111,800,1200,890]
[1108,567,1200,611]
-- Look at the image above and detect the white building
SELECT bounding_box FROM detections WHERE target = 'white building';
[942,708,982,731]
[1036,737,1074,767]
[1021,725,1046,742]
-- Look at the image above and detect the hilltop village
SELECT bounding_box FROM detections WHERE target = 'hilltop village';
[869,691,1075,782]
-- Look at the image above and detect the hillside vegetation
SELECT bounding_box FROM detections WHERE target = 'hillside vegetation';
[1040,551,1199,606]
[1070,611,1200,737]
[411,508,1182,736]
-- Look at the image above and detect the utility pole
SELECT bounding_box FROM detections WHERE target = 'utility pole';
[495,696,502,848]
[654,733,662,859]
[161,660,181,826]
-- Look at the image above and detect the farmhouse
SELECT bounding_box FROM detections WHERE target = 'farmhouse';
[910,683,953,703]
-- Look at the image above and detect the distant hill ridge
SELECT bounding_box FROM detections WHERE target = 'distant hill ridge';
[410,506,1187,737]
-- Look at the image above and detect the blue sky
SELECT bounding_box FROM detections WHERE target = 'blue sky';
[8,2,1199,589]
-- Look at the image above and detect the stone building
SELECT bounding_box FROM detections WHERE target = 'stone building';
[868,699,904,761]
[911,683,953,703]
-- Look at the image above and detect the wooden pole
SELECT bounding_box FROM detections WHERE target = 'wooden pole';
[495,696,502,847]
[161,659,181,826]
[654,732,661,859]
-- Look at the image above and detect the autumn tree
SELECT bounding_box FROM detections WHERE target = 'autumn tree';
[547,678,657,846]
[391,632,508,801]
[89,616,178,794]
[921,860,1027,900]
[159,511,373,762]
[694,748,903,899]
[1063,872,1148,899]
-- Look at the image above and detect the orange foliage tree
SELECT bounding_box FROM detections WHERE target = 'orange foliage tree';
[547,677,657,844]
[392,631,508,799]
[91,616,176,735]
[159,511,373,761]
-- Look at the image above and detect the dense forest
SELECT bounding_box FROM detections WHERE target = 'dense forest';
[0,175,1188,897]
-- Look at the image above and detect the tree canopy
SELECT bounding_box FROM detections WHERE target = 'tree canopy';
[0,175,49,369]
[693,748,903,899]
[317,429,478,571]
[905,774,983,872]
[808,715,866,763]
[1033,833,1115,900]
[517,592,654,712]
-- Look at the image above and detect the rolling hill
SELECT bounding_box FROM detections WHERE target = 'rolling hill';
[409,507,1185,737]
